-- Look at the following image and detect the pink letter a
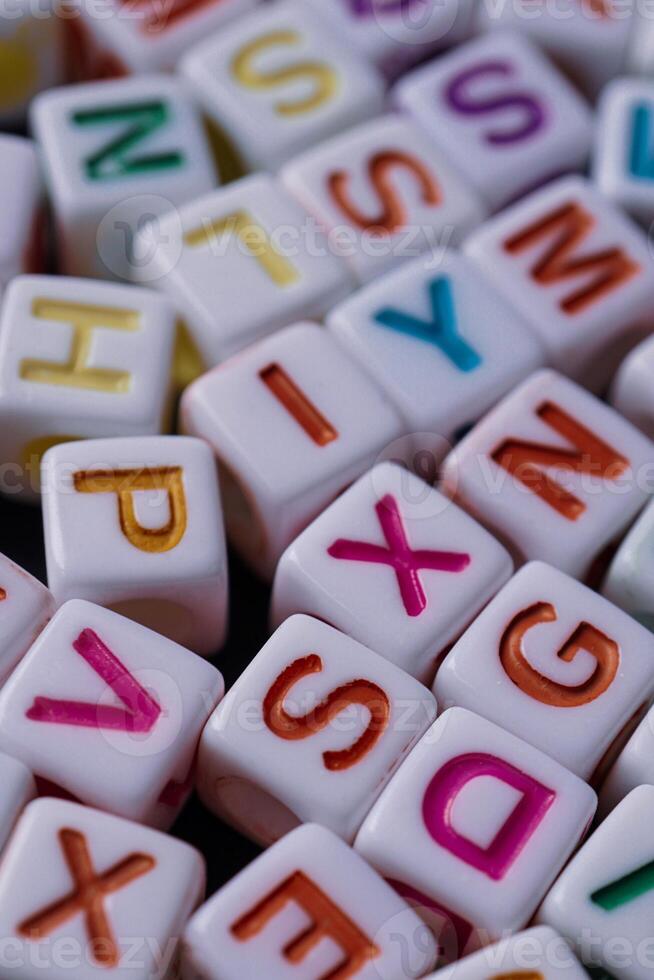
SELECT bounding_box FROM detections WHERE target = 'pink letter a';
[422,753,556,880]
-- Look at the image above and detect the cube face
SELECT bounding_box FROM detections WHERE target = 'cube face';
[327,251,544,447]
[271,462,514,683]
[0,136,44,292]
[304,0,473,76]
[179,0,386,172]
[540,786,654,980]
[464,177,654,391]
[475,0,632,99]
[280,115,486,284]
[600,704,654,815]
[610,335,654,440]
[602,497,654,629]
[594,79,654,225]
[425,926,590,980]
[198,614,438,844]
[394,32,593,212]
[435,561,654,779]
[134,177,354,367]
[182,324,403,579]
[0,798,204,980]
[0,600,224,827]
[41,436,228,656]
[31,76,216,280]
[0,553,55,686]
[0,276,176,502]
[0,752,35,855]
[74,0,258,74]
[183,823,438,980]
[354,707,597,941]
[0,0,64,126]
[441,370,654,581]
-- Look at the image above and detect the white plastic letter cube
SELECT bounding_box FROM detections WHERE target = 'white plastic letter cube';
[182,323,403,579]
[272,461,514,683]
[0,136,44,294]
[198,614,437,845]
[0,553,54,686]
[0,600,224,828]
[600,704,654,815]
[41,436,228,657]
[441,370,654,580]
[602,496,654,630]
[610,335,654,440]
[0,752,34,855]
[594,79,654,226]
[435,561,654,780]
[182,823,438,980]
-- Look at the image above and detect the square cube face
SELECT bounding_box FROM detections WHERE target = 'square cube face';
[182,323,403,579]
[76,0,258,73]
[0,277,176,502]
[464,177,654,392]
[0,136,43,291]
[198,614,438,844]
[304,0,474,76]
[271,462,514,683]
[441,370,654,581]
[133,176,354,367]
[0,0,64,127]
[0,752,35,854]
[41,436,228,656]
[600,704,654,815]
[0,554,55,686]
[425,927,590,980]
[540,786,654,980]
[435,561,654,780]
[394,32,592,213]
[280,116,485,285]
[179,0,385,173]
[0,798,204,980]
[327,251,544,448]
[475,0,631,99]
[354,707,597,941]
[611,335,654,440]
[183,823,438,980]
[594,80,654,226]
[30,76,216,280]
[602,497,654,628]
[0,600,224,827]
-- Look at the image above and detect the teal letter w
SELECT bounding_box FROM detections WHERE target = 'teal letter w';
[373,277,482,372]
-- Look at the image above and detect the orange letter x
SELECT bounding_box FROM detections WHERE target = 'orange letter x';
[18,829,155,967]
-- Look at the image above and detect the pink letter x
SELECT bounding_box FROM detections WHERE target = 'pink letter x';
[328,494,471,617]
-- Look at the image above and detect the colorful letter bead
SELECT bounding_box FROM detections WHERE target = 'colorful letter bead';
[31,76,216,280]
[594,79,654,226]
[41,436,228,656]
[304,0,474,77]
[182,822,438,980]
[394,32,592,213]
[271,462,513,682]
[0,0,64,127]
[600,703,654,815]
[0,600,224,828]
[133,176,354,367]
[464,176,654,391]
[602,498,654,629]
[179,0,385,172]
[0,553,55,686]
[280,114,486,284]
[197,614,437,845]
[0,797,204,980]
[441,370,654,580]
[435,561,654,780]
[69,0,258,75]
[355,707,596,948]
[327,251,544,454]
[0,276,176,503]
[424,926,590,980]
[0,136,44,294]
[540,785,654,980]
[181,323,403,579]
[610,335,654,439]
[475,0,631,99]
[0,752,35,855]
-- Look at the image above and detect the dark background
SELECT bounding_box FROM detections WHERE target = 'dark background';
[1,497,267,897]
